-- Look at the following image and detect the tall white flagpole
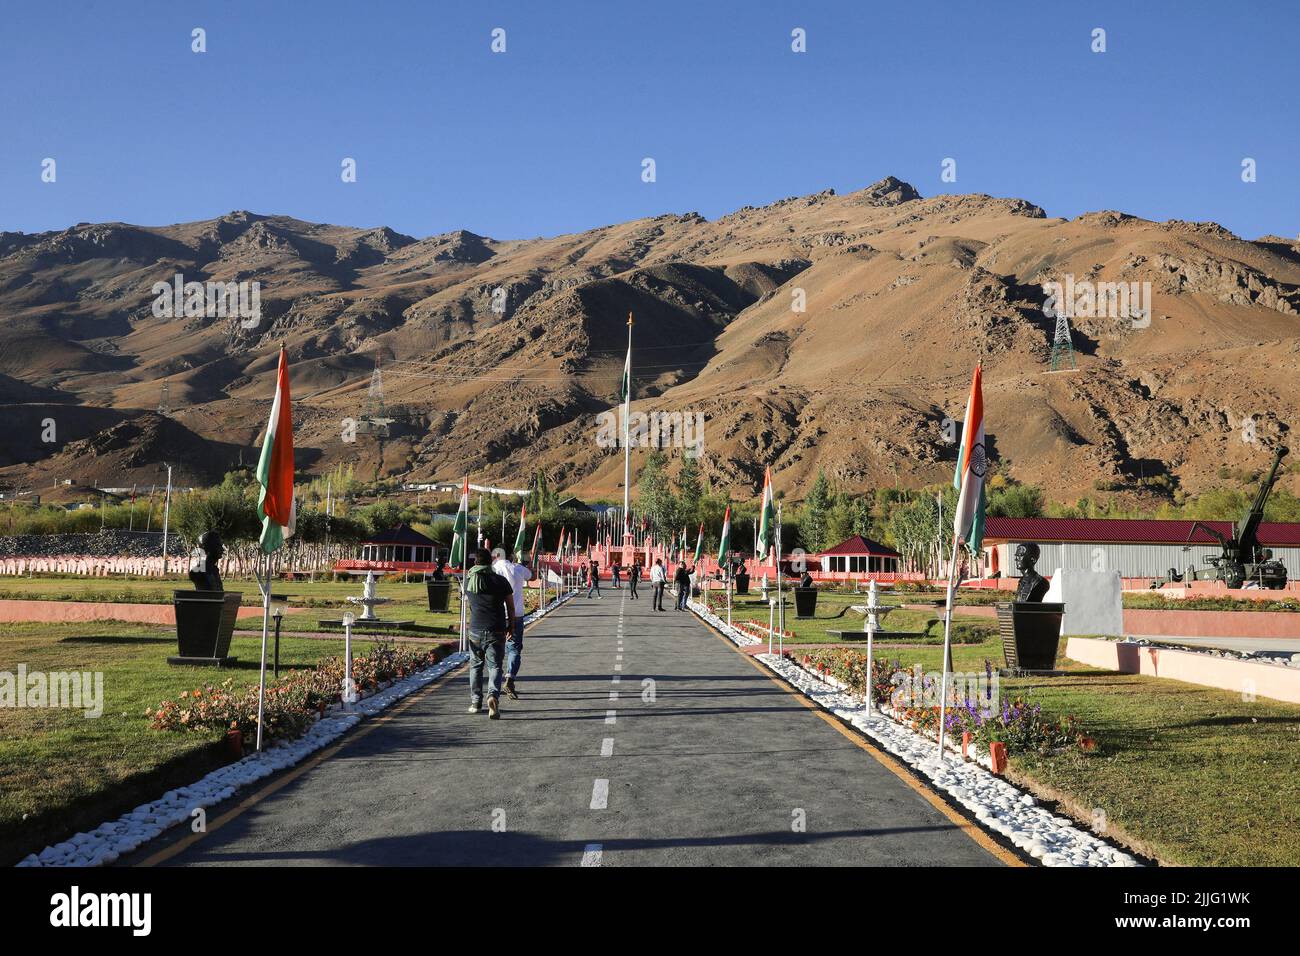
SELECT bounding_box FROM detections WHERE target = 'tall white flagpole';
[936,535,962,761]
[776,502,784,634]
[622,313,633,559]
[255,551,271,752]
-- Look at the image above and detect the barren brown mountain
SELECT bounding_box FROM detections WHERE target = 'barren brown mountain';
[3,177,1298,502]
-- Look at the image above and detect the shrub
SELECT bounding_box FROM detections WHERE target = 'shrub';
[148,642,445,745]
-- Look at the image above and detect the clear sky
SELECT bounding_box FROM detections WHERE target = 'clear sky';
[2,0,1297,241]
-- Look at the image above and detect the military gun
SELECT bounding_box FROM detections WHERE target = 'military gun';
[1151,445,1289,590]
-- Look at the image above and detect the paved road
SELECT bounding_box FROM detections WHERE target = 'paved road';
[145,590,1007,866]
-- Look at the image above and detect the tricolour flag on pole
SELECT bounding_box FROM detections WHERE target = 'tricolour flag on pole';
[256,347,296,554]
[619,335,632,406]
[693,522,704,565]
[449,477,470,568]
[717,505,732,564]
[952,364,987,557]
[530,523,543,566]
[756,465,775,562]
[513,503,527,560]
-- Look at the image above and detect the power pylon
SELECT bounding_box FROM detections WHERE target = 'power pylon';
[1049,310,1077,371]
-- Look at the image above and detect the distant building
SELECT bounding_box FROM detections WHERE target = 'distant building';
[981,516,1300,580]
[816,535,901,575]
[355,524,440,565]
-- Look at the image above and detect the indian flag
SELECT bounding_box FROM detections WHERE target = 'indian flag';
[256,347,296,554]
[513,503,527,560]
[530,523,543,566]
[756,466,775,561]
[693,522,704,564]
[952,364,988,557]
[717,505,732,564]
[449,477,470,568]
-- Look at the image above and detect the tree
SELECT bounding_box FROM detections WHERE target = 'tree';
[800,470,833,553]
[674,455,703,528]
[637,450,676,532]
[987,482,1045,518]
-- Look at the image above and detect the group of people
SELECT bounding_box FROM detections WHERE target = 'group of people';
[460,547,534,719]
[460,548,711,719]
[577,557,694,611]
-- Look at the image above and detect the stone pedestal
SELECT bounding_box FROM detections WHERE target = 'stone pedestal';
[170,590,242,666]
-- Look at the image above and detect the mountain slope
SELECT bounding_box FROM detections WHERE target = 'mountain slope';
[2,179,1297,502]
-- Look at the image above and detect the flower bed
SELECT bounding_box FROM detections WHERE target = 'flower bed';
[148,643,449,745]
[796,648,1091,757]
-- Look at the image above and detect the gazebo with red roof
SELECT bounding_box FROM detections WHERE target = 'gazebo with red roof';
[816,534,901,576]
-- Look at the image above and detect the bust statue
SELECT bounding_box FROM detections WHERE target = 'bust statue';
[187,531,225,592]
[1013,543,1049,602]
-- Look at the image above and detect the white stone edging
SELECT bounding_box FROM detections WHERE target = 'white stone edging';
[17,590,577,868]
[689,601,1138,868]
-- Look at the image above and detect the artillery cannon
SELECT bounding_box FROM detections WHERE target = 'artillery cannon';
[1151,445,1289,590]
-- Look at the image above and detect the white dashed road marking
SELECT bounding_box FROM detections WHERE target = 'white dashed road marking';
[581,843,603,866]
[601,737,614,757]
[605,710,617,724]
[590,778,609,810]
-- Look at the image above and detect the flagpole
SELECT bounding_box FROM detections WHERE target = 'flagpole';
[776,502,784,634]
[622,312,633,562]
[936,535,962,762]
[254,550,271,752]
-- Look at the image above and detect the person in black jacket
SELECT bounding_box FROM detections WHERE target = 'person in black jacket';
[628,562,641,599]
[463,548,517,719]
[674,563,692,610]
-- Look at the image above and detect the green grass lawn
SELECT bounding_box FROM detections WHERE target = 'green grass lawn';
[712,587,997,646]
[1002,671,1300,866]
[0,574,545,633]
[788,621,1300,866]
[0,619,404,865]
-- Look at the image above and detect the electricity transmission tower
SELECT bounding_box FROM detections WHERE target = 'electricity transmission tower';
[359,360,394,438]
[1049,310,1077,371]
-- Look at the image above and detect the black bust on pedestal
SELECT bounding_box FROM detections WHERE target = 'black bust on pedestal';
[996,543,1066,672]
[170,531,243,667]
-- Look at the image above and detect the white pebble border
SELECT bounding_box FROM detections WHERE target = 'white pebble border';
[16,589,578,868]
[689,599,1140,868]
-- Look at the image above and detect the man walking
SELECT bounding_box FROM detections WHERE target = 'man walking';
[464,548,517,719]
[491,547,533,701]
[650,558,667,611]
[629,562,640,599]
[674,562,691,611]
[611,562,621,589]
[587,559,603,599]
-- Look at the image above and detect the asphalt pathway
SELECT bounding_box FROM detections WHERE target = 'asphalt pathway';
[144,589,1007,866]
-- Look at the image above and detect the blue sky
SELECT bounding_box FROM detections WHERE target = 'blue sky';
[2,0,1297,241]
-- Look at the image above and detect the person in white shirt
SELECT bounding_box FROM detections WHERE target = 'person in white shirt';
[650,558,667,611]
[491,548,534,700]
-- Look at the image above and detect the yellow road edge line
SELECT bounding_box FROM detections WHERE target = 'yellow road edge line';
[137,603,565,867]
[701,619,1027,867]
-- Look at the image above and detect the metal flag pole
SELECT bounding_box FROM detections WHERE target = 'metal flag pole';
[776,502,784,634]
[160,463,173,576]
[254,550,272,752]
[622,312,634,565]
[935,534,963,762]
